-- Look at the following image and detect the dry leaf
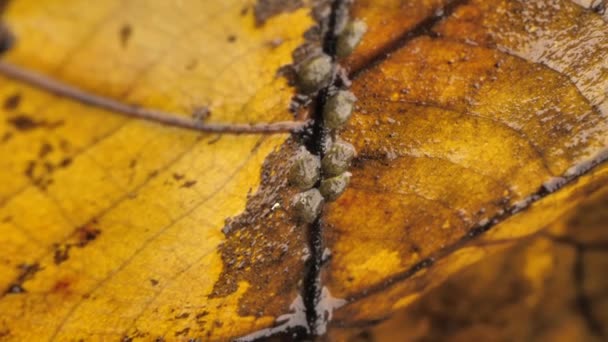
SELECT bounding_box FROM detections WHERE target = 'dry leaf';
[0,0,607,341]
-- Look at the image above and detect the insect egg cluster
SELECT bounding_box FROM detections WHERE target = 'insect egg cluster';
[290,10,366,224]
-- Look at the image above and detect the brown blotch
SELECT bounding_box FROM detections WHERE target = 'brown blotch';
[119,24,132,48]
[53,244,71,265]
[227,34,237,43]
[1,132,12,143]
[254,0,303,26]
[38,142,53,158]
[174,327,190,337]
[8,115,38,131]
[75,220,101,247]
[58,157,72,168]
[3,93,21,110]
[7,115,64,131]
[51,220,101,265]
[175,312,190,320]
[181,180,197,188]
[52,279,72,293]
[209,138,308,319]
[150,278,159,286]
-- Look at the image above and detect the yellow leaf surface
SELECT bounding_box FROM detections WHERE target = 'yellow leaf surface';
[0,0,315,340]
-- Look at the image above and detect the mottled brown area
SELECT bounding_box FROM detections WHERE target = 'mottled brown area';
[330,186,608,341]
[320,0,608,328]
[254,0,304,26]
[52,220,101,265]
[23,142,74,190]
[211,138,308,319]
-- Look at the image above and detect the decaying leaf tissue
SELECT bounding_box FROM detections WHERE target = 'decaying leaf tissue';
[0,0,606,341]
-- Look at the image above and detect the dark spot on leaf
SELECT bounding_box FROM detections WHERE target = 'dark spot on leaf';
[172,173,184,181]
[227,34,237,43]
[8,115,38,131]
[150,278,159,286]
[185,60,198,70]
[3,93,21,110]
[119,24,132,48]
[148,169,159,179]
[175,312,190,320]
[38,143,53,158]
[58,157,72,168]
[75,220,101,247]
[195,311,209,320]
[254,0,303,26]
[24,160,35,178]
[174,327,190,337]
[1,132,12,143]
[129,159,137,168]
[7,115,64,131]
[181,180,197,188]
[52,279,71,292]
[5,284,24,294]
[5,263,42,294]
[53,244,71,265]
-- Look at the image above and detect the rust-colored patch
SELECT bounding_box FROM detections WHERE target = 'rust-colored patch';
[210,138,308,318]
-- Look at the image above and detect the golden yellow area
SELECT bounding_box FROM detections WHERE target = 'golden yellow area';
[0,0,313,340]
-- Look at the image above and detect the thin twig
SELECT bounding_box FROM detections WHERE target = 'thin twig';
[0,61,309,134]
